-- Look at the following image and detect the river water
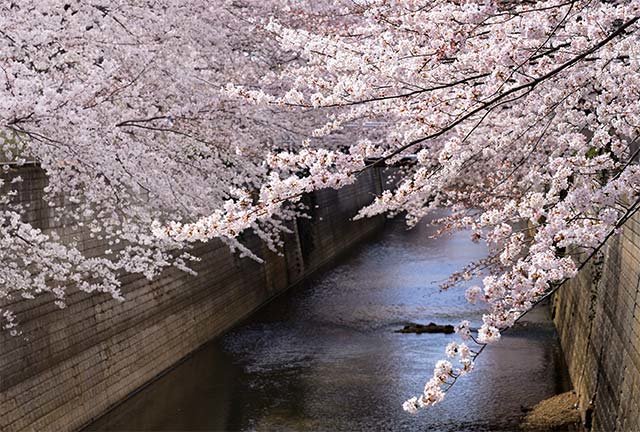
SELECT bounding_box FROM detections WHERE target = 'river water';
[87,217,569,432]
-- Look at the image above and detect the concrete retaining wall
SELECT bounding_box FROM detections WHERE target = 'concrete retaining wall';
[0,166,386,431]
[553,211,640,431]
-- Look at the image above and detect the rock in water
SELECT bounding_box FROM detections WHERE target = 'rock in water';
[395,322,455,334]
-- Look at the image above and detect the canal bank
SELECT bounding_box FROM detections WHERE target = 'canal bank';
[0,167,386,432]
[86,216,572,432]
[552,210,640,431]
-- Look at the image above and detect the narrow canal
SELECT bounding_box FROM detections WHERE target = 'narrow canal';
[87,216,569,432]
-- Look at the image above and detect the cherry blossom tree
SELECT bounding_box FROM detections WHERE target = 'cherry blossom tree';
[2,0,640,414]
[196,0,640,411]
[0,0,333,329]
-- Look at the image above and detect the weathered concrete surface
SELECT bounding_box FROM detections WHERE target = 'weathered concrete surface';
[0,166,386,432]
[553,211,640,431]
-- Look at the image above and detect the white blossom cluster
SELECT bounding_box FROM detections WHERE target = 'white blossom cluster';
[152,146,368,256]
[0,1,347,322]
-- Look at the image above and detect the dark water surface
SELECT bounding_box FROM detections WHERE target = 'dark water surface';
[87,217,569,432]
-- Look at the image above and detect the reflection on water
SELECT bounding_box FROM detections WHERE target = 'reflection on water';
[87,217,569,432]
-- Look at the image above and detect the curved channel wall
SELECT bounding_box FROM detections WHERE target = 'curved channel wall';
[0,166,386,432]
[553,211,640,431]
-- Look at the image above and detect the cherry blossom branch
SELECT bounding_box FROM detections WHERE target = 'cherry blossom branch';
[363,14,639,171]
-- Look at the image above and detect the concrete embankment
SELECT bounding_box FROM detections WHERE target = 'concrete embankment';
[553,211,640,431]
[0,166,387,432]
